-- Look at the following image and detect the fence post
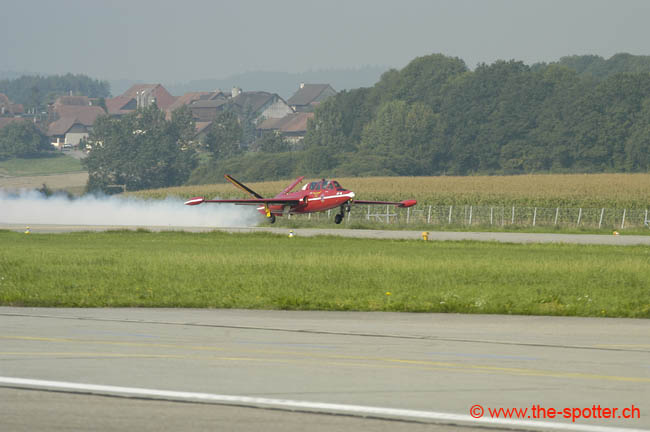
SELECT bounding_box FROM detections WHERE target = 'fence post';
[427,205,432,224]
[533,207,537,227]
[621,209,626,229]
[490,207,493,225]
[386,205,390,224]
[554,207,559,226]
[407,207,410,224]
[598,208,604,229]
[577,208,582,227]
[645,209,649,227]
[511,206,515,225]
[367,206,370,221]
[448,205,453,224]
[468,206,473,226]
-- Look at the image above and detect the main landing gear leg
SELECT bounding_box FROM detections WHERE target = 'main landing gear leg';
[268,214,276,224]
[334,204,350,224]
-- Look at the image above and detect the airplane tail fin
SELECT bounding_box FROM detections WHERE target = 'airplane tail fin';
[224,174,264,199]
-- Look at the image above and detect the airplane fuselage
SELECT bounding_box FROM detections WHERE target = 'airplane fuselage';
[259,180,355,217]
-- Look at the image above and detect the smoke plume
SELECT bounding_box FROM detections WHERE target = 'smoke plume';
[0,190,260,227]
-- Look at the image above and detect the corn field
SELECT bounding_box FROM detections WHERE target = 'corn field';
[134,173,650,210]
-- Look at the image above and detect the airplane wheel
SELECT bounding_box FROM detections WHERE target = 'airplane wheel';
[268,215,276,224]
[334,214,343,224]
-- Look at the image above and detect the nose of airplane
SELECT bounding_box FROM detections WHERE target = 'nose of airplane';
[349,191,355,199]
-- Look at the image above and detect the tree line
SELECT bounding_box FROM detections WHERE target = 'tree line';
[0,73,110,112]
[189,53,650,184]
[297,54,650,177]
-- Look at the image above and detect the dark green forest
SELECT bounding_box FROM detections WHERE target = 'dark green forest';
[191,53,650,184]
[534,53,650,79]
[0,73,110,112]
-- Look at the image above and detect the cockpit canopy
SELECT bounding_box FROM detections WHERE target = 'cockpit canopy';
[301,179,345,191]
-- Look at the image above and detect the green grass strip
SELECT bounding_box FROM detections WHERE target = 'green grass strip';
[0,230,648,317]
[0,154,83,177]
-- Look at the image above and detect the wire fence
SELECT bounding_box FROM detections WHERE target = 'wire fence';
[293,205,650,229]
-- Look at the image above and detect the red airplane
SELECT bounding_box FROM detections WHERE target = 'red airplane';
[184,174,417,224]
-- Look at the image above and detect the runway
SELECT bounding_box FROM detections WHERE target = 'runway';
[0,308,648,431]
[2,223,650,245]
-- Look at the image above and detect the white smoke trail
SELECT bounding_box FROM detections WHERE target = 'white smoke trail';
[0,190,260,227]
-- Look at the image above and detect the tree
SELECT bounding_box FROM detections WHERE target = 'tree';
[83,104,197,193]
[359,100,440,175]
[258,131,289,153]
[169,105,196,147]
[623,98,650,171]
[0,121,51,159]
[204,111,243,160]
[303,97,350,153]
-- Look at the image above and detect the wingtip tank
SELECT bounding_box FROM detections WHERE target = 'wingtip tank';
[398,200,417,208]
[184,197,205,206]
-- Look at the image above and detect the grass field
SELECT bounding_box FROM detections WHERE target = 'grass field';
[1,230,648,317]
[130,173,650,209]
[261,217,650,235]
[0,154,84,177]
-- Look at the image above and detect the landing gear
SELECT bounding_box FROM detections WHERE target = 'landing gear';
[334,204,350,224]
[268,214,276,224]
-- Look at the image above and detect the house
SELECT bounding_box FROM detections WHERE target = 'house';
[52,95,92,109]
[186,89,292,124]
[0,93,24,116]
[165,92,213,119]
[229,91,293,123]
[47,105,106,148]
[187,92,230,121]
[287,83,336,112]
[257,112,314,146]
[106,84,177,116]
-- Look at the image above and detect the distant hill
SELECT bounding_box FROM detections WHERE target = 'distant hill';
[112,66,388,99]
[532,53,650,79]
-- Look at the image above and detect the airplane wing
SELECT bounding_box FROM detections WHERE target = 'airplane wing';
[353,199,417,208]
[184,197,301,206]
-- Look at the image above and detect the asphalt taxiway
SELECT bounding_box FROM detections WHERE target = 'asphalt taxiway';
[0,308,648,431]
[2,223,650,245]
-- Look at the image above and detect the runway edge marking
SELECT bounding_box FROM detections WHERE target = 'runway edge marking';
[0,377,646,432]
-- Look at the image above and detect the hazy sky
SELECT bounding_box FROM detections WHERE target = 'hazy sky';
[2,0,649,83]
